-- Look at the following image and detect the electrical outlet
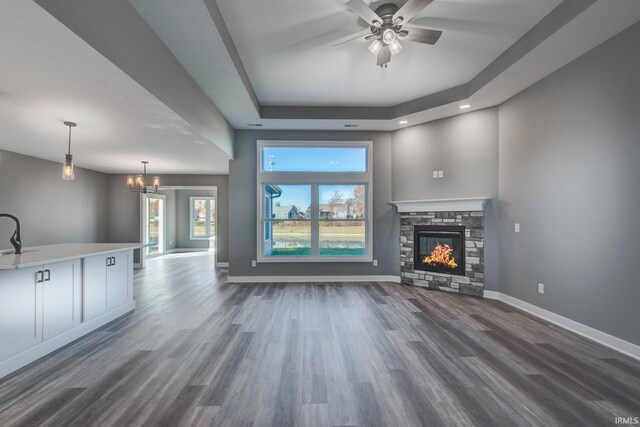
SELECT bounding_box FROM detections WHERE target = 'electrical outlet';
[538,283,544,294]
[373,259,378,266]
[251,260,257,267]
[515,223,520,233]
[438,170,444,178]
[432,170,438,179]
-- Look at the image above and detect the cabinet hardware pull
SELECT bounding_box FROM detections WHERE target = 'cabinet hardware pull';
[44,269,51,282]
[36,270,43,283]
[111,257,116,266]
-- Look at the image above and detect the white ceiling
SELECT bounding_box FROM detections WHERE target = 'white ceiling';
[0,0,231,175]
[216,0,561,106]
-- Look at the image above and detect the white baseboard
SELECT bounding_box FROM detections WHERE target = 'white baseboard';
[483,291,640,361]
[166,248,210,254]
[227,275,401,283]
[216,262,229,268]
[0,301,136,379]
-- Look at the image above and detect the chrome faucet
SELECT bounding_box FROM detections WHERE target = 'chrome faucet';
[0,214,22,254]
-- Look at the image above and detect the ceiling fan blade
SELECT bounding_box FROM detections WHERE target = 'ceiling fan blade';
[332,30,373,49]
[393,0,434,24]
[345,0,382,26]
[377,46,391,66]
[399,27,442,44]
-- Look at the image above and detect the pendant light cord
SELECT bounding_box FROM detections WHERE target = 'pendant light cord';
[67,125,72,156]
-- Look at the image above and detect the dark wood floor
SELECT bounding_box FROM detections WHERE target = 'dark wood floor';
[1,252,639,426]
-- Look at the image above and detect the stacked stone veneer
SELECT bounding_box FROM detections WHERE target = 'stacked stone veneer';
[400,211,485,297]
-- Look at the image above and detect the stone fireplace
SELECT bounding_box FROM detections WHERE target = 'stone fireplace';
[392,198,488,297]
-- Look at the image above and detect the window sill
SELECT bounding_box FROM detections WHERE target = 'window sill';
[257,256,373,263]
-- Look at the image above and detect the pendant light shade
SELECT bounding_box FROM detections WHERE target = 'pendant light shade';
[62,121,77,181]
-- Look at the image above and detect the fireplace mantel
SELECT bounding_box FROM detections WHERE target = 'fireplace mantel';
[390,197,490,213]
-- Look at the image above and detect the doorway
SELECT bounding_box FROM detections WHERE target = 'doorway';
[144,194,165,257]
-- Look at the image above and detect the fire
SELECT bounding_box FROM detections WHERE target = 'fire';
[423,243,458,269]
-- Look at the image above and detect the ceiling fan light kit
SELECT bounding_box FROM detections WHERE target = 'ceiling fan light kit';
[343,0,442,67]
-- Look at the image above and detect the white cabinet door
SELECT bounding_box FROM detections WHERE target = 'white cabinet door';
[0,266,43,360]
[83,255,108,321]
[107,251,129,309]
[42,260,81,341]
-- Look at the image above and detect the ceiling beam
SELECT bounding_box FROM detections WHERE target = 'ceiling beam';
[34,0,235,157]
[201,0,261,116]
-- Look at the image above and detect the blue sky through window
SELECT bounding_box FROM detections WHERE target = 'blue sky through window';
[263,147,367,172]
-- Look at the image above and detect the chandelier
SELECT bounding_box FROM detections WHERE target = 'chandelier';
[126,161,160,194]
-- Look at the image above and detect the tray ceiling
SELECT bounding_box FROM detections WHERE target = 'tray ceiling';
[216,0,561,107]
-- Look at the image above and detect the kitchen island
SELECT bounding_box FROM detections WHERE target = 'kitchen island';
[0,243,139,378]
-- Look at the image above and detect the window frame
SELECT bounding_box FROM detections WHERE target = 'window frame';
[257,140,373,263]
[189,196,216,240]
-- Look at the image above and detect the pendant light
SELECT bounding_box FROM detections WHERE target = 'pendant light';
[62,121,77,180]
[126,161,160,194]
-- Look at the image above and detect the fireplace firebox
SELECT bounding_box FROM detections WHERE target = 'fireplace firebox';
[414,226,465,276]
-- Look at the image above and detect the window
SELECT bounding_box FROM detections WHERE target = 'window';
[145,194,165,256]
[257,141,372,262]
[262,146,367,172]
[190,196,215,240]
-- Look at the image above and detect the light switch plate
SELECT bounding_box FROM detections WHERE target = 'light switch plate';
[432,170,438,179]
[438,170,444,178]
[538,283,544,294]
[251,260,257,267]
[373,259,378,266]
[515,223,520,233]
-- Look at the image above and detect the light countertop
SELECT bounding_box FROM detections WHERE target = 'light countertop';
[0,243,141,270]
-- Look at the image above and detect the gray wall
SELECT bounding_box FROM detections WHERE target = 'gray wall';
[229,130,398,277]
[0,149,108,250]
[176,189,216,249]
[106,174,229,262]
[498,22,640,345]
[391,109,500,290]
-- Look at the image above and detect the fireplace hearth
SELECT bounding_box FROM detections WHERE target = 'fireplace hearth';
[414,226,465,276]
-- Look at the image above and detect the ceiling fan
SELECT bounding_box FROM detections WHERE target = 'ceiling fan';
[337,0,442,67]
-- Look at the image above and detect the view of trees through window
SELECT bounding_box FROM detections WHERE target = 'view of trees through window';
[263,184,366,257]
[191,197,215,239]
[147,197,162,255]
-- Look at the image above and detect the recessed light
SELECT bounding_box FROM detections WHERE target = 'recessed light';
[344,124,359,128]
[459,104,471,110]
[399,120,408,125]
[193,140,206,145]
[247,123,263,127]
